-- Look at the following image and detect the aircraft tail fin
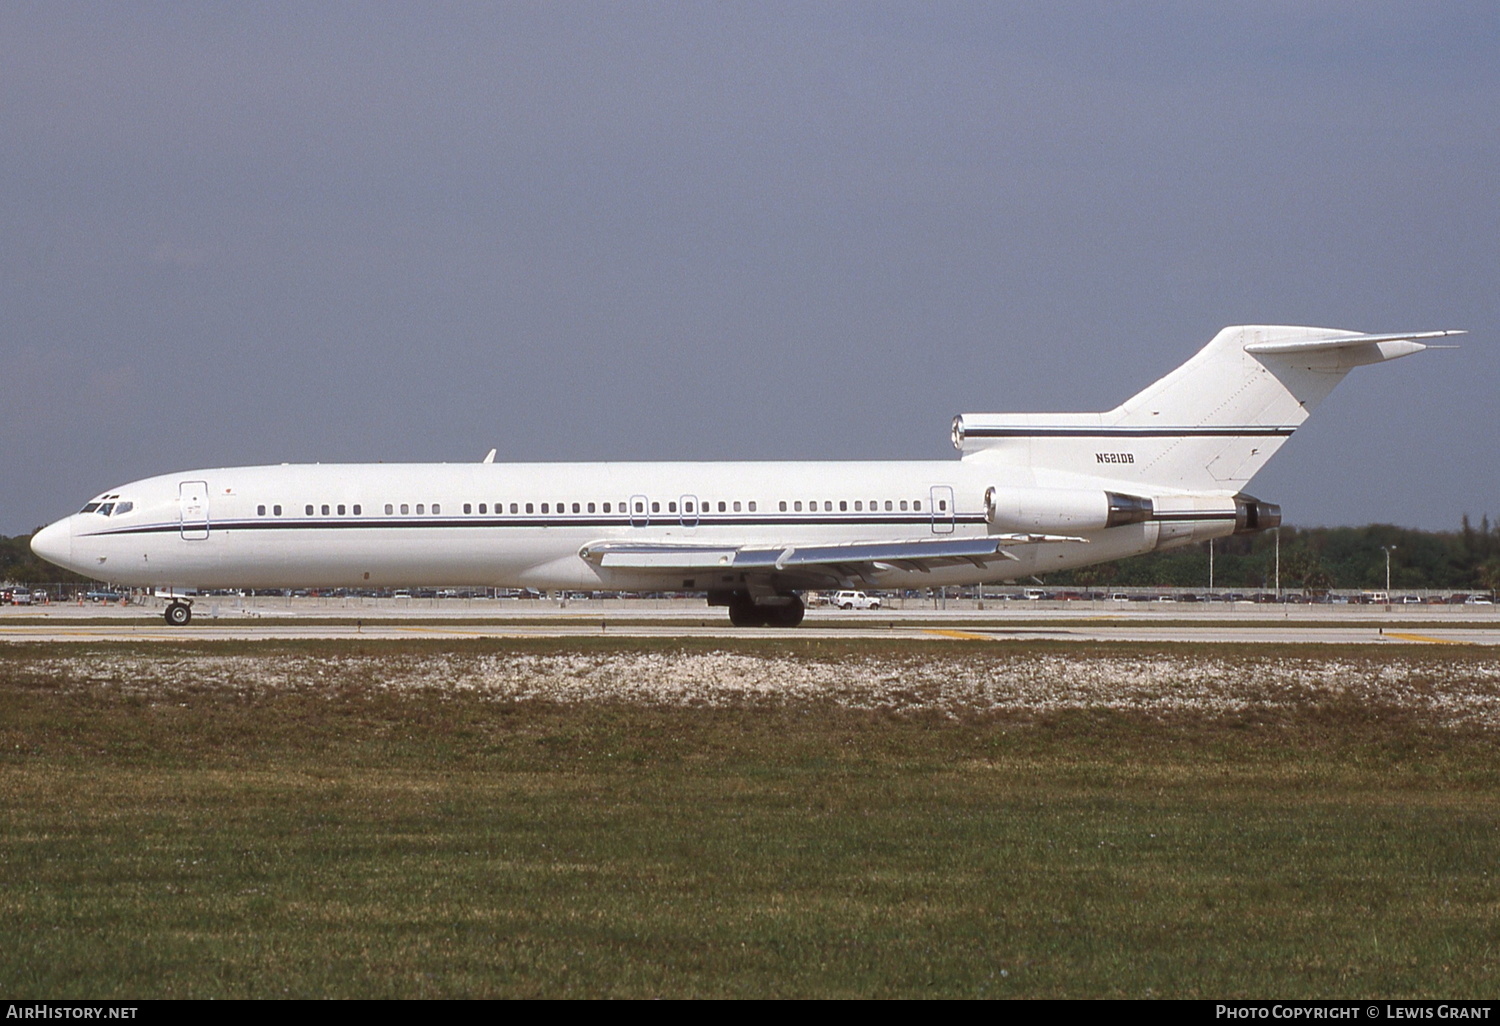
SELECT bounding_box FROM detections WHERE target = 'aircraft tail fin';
[953,325,1461,492]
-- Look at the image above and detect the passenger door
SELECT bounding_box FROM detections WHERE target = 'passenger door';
[179,480,210,540]
[929,485,955,534]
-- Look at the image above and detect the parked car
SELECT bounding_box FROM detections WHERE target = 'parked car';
[833,590,881,610]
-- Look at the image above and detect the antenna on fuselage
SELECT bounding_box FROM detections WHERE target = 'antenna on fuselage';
[482,449,496,464]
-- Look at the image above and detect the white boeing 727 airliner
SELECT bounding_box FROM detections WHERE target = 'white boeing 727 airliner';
[31,325,1459,626]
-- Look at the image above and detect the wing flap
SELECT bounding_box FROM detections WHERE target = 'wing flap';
[581,534,1083,574]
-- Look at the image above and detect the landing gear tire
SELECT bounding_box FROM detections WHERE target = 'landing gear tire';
[728,594,762,627]
[771,596,805,627]
[727,593,804,627]
[164,601,192,627]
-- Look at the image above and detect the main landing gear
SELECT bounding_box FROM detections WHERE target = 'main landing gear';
[726,593,805,628]
[164,600,193,626]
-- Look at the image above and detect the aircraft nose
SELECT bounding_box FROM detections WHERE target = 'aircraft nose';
[30,518,74,570]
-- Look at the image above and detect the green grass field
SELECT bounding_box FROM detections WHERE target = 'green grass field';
[2,640,1498,998]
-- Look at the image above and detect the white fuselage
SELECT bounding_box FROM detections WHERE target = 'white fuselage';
[31,459,1215,593]
[34,325,1447,610]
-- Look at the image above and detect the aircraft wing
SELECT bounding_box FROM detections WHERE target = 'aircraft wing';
[579,533,1084,587]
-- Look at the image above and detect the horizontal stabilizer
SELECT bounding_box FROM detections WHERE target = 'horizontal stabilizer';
[1243,329,1464,355]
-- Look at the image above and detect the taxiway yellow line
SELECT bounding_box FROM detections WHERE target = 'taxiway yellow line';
[395,626,513,636]
[922,628,995,641]
[1383,632,1473,646]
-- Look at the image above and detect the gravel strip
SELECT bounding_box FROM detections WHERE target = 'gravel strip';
[12,649,1500,727]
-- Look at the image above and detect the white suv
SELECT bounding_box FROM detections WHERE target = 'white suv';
[833,590,881,610]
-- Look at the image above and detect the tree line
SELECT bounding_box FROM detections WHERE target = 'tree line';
[0,533,92,587]
[1056,516,1500,594]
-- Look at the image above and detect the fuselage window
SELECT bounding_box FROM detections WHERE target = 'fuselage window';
[884,500,893,511]
[855,500,863,511]
[464,503,472,514]
[510,503,519,514]
[432,504,441,515]
[400,504,410,515]
[318,505,328,515]
[913,500,921,511]
[748,501,756,512]
[900,500,908,511]
[602,502,611,513]
[733,501,741,512]
[385,504,394,515]
[573,502,581,513]
[479,503,487,514]
[541,503,549,514]
[684,501,693,513]
[274,505,282,516]
[651,501,660,513]
[416,504,425,515]
[306,505,314,516]
[824,501,832,511]
[525,503,534,514]
[257,505,266,516]
[587,502,595,513]
[634,501,643,513]
[779,501,787,512]
[352,505,361,515]
[716,501,724,512]
[668,501,677,513]
[839,500,847,511]
[793,501,802,511]
[337,504,346,516]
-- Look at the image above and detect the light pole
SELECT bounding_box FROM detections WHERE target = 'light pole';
[1274,528,1280,597]
[1382,545,1397,607]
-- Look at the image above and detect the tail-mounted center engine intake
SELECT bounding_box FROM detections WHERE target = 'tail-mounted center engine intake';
[985,486,1154,533]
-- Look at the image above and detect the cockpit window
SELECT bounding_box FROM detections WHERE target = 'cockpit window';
[80,503,101,513]
[96,503,115,516]
[114,501,133,515]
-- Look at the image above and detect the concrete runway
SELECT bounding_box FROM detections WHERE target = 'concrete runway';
[3,597,1497,644]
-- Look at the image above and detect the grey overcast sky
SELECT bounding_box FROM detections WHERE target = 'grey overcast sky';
[2,1,1495,535]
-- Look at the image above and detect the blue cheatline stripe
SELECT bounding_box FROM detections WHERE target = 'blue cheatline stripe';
[82,508,1243,538]
[1152,511,1238,522]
